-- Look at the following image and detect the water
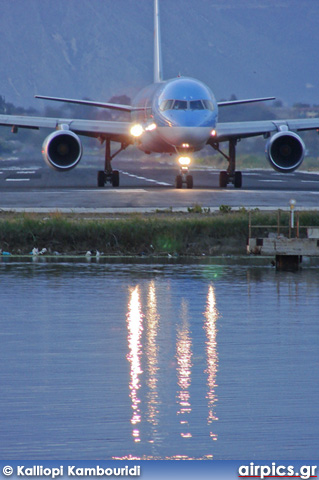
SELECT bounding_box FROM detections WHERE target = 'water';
[1,259,319,460]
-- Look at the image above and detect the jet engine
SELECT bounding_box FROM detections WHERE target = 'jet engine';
[265,131,305,173]
[42,130,83,171]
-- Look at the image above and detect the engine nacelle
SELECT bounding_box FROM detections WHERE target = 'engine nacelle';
[42,130,82,171]
[265,131,305,173]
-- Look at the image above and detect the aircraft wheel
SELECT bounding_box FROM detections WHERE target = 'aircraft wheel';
[186,175,193,189]
[112,170,120,187]
[234,171,242,189]
[219,171,228,188]
[97,170,106,187]
[175,175,183,189]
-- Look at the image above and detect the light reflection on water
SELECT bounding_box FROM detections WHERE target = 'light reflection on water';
[123,280,218,460]
[1,261,319,460]
[204,286,218,440]
[145,281,160,431]
[127,286,144,444]
[176,299,193,439]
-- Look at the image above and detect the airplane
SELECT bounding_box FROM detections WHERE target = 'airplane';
[1,0,319,190]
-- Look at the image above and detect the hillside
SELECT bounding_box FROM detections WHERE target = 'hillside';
[1,0,319,108]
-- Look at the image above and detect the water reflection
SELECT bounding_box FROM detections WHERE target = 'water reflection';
[204,285,219,441]
[123,281,220,459]
[176,299,193,439]
[145,281,160,431]
[126,286,144,443]
[2,262,319,460]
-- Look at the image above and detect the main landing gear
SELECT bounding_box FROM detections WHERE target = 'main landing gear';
[97,170,120,188]
[97,138,127,188]
[211,138,242,188]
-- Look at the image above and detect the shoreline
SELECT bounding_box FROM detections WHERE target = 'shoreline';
[1,210,319,257]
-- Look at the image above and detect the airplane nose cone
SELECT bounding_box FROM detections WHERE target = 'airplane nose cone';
[158,126,211,150]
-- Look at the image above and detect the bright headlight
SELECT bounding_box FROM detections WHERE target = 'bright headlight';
[178,156,191,166]
[130,124,144,137]
[145,123,157,131]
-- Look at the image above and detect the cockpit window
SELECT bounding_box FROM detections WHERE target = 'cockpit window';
[190,100,204,110]
[160,99,215,111]
[202,99,214,110]
[160,99,174,111]
[173,100,188,110]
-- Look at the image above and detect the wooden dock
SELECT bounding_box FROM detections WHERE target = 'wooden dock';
[247,236,319,269]
[247,236,319,256]
[247,210,319,269]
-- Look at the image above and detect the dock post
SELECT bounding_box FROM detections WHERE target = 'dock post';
[275,254,302,271]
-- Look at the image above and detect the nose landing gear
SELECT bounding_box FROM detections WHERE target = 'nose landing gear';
[175,156,193,189]
[175,170,193,189]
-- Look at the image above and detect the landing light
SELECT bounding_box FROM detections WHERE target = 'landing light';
[145,123,157,131]
[130,124,144,137]
[178,156,191,166]
[211,129,217,137]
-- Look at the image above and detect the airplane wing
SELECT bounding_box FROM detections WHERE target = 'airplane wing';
[217,96,275,107]
[34,95,145,112]
[0,114,132,144]
[212,118,319,143]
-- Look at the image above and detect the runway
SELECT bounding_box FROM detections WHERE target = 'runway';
[1,155,319,211]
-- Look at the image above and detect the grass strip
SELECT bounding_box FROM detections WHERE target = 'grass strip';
[0,210,319,256]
